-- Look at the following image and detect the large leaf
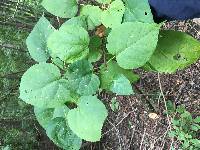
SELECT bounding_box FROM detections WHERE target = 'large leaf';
[67,96,108,142]
[34,106,82,150]
[19,63,72,108]
[101,0,125,28]
[146,30,200,73]
[100,61,139,90]
[123,0,154,23]
[47,24,90,63]
[41,0,78,18]
[62,16,87,30]
[26,16,55,62]
[111,74,133,95]
[80,5,102,30]
[107,22,160,69]
[66,60,100,96]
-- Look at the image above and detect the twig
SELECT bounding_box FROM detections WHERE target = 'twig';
[157,73,174,148]
[157,73,172,129]
[139,128,146,150]
[107,119,122,150]
[103,110,134,135]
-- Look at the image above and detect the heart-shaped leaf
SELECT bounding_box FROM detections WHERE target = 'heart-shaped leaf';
[34,106,82,150]
[67,96,108,142]
[19,63,72,108]
[41,0,78,18]
[123,0,154,23]
[47,24,90,63]
[107,22,160,69]
[66,60,100,96]
[26,16,55,62]
[111,74,134,95]
[145,30,200,73]
[101,0,125,28]
[80,5,102,30]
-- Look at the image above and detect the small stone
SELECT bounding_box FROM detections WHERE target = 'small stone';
[148,113,159,120]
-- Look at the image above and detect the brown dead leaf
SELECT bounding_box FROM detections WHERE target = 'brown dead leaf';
[95,25,106,38]
[148,113,159,120]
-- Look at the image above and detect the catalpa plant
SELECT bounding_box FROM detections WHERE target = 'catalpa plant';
[19,0,200,149]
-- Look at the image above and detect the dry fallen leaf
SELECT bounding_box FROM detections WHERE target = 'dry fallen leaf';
[95,25,106,38]
[148,113,159,120]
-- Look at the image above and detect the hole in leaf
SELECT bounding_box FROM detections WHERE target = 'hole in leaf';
[173,54,182,60]
[145,12,148,15]
[183,57,188,61]
[65,101,77,109]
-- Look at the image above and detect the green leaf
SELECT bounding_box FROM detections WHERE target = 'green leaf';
[96,0,111,4]
[34,107,82,150]
[66,59,100,96]
[26,16,55,62]
[110,98,120,112]
[178,131,186,141]
[123,0,154,23]
[101,0,125,28]
[62,16,88,30]
[194,116,200,123]
[182,140,190,148]
[47,24,90,63]
[89,36,102,49]
[190,139,200,147]
[180,111,192,118]
[41,0,78,18]
[34,106,69,128]
[168,131,176,138]
[172,119,180,126]
[166,100,176,114]
[176,105,186,113]
[100,61,139,90]
[77,74,100,96]
[88,49,102,63]
[80,5,102,30]
[88,36,102,62]
[51,57,65,70]
[2,146,11,150]
[107,22,160,69]
[146,30,200,73]
[67,96,108,142]
[191,124,200,131]
[19,63,72,108]
[111,74,133,95]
